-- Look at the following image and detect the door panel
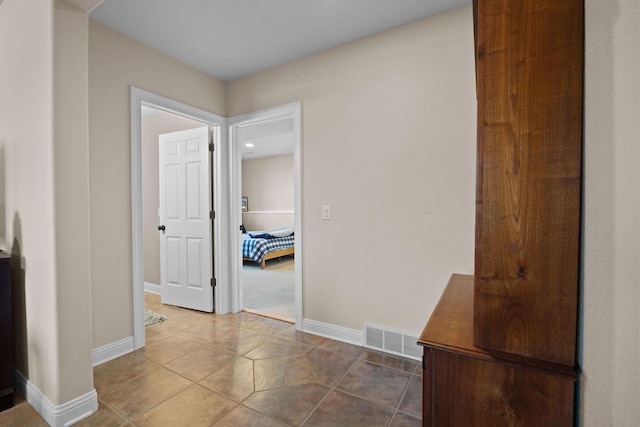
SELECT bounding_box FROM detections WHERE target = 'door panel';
[187,237,202,289]
[186,162,201,219]
[166,237,180,285]
[165,164,179,219]
[159,126,213,312]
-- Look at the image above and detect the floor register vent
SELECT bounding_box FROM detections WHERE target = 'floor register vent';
[364,323,421,361]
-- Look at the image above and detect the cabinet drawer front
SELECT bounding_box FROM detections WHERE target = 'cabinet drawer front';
[428,349,575,426]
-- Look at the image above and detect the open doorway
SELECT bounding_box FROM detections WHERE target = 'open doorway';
[141,106,212,322]
[229,103,303,328]
[130,87,228,350]
[239,119,296,321]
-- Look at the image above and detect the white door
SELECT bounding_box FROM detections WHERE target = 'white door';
[159,126,214,312]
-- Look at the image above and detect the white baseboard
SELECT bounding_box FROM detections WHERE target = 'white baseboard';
[302,318,364,346]
[91,336,135,367]
[144,282,161,295]
[14,369,97,427]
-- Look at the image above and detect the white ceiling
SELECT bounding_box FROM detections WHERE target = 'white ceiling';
[239,118,294,160]
[90,0,471,82]
[142,105,293,159]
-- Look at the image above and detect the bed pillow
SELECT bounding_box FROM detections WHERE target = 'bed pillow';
[248,227,294,239]
[268,227,294,237]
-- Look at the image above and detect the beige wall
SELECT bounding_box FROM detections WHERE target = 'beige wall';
[53,0,94,404]
[89,19,226,348]
[0,0,95,407]
[142,111,205,285]
[0,0,58,404]
[581,0,640,424]
[242,155,294,231]
[228,5,477,334]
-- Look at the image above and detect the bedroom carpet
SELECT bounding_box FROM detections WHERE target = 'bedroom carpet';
[243,256,294,321]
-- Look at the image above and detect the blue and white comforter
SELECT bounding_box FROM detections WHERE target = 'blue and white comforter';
[242,233,295,263]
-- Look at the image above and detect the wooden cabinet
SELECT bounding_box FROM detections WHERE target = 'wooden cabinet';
[420,275,576,425]
[419,0,583,424]
[0,251,12,411]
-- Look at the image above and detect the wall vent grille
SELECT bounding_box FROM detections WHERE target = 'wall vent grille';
[364,323,421,361]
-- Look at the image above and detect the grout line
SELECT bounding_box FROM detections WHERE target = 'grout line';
[139,339,210,366]
[97,354,168,398]
[251,358,256,401]
[387,373,414,427]
[224,404,291,427]
[208,405,239,427]
[298,341,420,424]
[357,355,419,376]
[298,351,362,425]
[141,296,422,426]
[96,398,135,425]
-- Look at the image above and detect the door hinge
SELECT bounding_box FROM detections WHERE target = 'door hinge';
[211,278,216,287]
[209,142,214,152]
[210,210,215,220]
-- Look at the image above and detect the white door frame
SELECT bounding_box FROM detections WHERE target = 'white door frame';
[228,102,303,329]
[130,87,230,349]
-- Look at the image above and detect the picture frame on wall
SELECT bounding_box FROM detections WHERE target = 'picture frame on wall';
[241,197,248,212]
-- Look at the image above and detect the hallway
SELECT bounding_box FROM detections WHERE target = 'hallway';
[0,293,422,426]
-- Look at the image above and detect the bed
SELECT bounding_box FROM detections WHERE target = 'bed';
[242,228,295,269]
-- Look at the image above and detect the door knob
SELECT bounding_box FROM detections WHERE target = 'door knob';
[158,225,166,231]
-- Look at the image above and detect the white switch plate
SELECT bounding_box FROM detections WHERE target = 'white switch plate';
[322,205,331,220]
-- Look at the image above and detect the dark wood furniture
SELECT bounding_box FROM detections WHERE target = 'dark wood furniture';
[473,0,583,367]
[418,0,583,424]
[420,275,576,425]
[0,251,13,411]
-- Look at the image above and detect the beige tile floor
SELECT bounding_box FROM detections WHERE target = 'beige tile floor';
[0,293,422,426]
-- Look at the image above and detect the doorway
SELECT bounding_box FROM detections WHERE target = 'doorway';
[141,107,213,319]
[229,103,303,328]
[130,87,228,349]
[239,119,295,321]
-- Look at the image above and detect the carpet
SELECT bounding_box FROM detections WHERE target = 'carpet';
[144,309,167,327]
[243,257,294,321]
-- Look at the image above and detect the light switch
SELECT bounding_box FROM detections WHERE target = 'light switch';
[322,205,331,220]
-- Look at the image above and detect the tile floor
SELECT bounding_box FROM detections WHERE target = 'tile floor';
[0,293,422,426]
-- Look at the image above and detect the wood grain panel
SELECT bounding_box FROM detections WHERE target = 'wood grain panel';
[419,274,576,374]
[420,274,476,352]
[429,349,575,426]
[473,0,583,366]
[422,348,433,426]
